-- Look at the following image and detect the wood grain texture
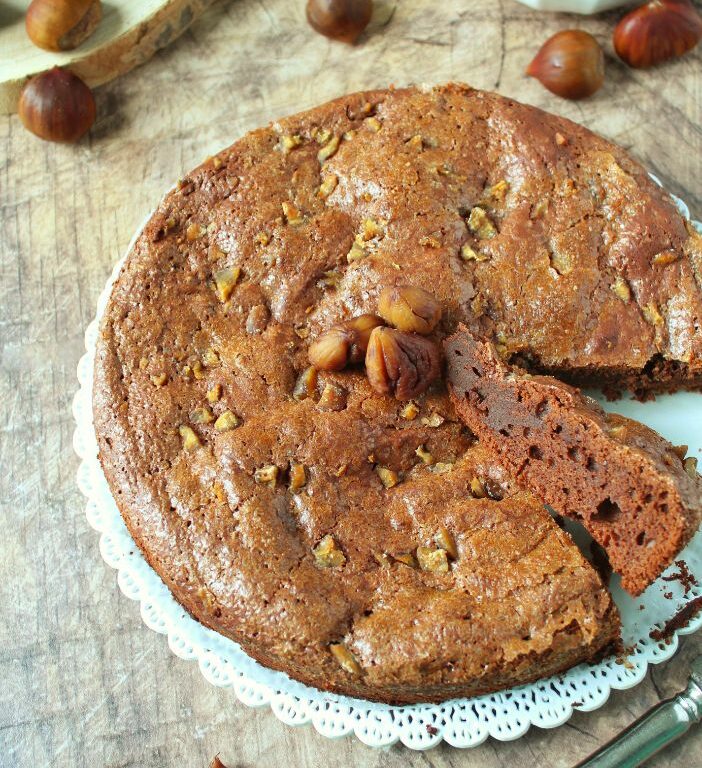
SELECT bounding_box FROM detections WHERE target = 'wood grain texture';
[1,0,701,766]
[0,0,219,114]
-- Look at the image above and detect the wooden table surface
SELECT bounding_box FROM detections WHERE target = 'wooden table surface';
[2,1,701,766]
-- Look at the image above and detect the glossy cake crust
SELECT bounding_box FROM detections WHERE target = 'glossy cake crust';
[91,83,702,702]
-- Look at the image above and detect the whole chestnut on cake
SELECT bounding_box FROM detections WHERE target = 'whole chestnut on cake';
[308,314,384,371]
[365,327,441,400]
[378,285,442,335]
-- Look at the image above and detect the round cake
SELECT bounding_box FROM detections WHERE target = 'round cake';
[94,83,701,703]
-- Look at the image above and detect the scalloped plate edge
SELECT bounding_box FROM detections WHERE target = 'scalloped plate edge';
[73,188,702,750]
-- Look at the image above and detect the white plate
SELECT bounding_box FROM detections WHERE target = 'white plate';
[514,0,628,13]
[73,187,702,750]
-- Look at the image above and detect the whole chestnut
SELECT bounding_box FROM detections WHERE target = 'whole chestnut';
[306,0,373,44]
[308,327,351,371]
[614,0,702,68]
[308,314,384,371]
[26,0,102,52]
[365,327,441,400]
[526,30,605,100]
[378,285,442,335]
[18,67,96,143]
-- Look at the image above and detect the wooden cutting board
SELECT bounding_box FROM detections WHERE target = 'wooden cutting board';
[0,0,217,114]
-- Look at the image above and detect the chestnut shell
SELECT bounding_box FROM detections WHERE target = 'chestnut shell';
[614,0,702,68]
[19,67,96,143]
[306,0,373,44]
[26,0,102,52]
[526,30,605,100]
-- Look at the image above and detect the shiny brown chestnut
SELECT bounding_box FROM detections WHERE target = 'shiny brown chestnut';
[306,0,373,44]
[18,67,96,143]
[614,0,702,68]
[26,0,102,52]
[526,30,605,100]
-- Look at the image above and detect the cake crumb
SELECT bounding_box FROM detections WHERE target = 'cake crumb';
[649,596,702,641]
[661,560,698,595]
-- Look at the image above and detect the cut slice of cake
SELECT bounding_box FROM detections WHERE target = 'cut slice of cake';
[446,325,702,596]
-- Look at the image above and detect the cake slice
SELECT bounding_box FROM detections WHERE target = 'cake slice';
[446,325,702,595]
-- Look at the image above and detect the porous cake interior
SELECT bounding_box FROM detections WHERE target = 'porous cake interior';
[447,327,702,595]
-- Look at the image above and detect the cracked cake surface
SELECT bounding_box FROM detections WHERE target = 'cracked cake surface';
[93,82,702,702]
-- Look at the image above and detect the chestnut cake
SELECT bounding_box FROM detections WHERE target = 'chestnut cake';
[94,83,702,702]
[446,327,702,596]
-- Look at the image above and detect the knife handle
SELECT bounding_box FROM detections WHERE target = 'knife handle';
[575,677,702,768]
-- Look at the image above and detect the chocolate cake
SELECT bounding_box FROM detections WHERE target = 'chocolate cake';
[94,83,702,702]
[446,326,702,596]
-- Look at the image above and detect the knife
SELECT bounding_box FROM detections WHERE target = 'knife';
[575,654,702,768]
